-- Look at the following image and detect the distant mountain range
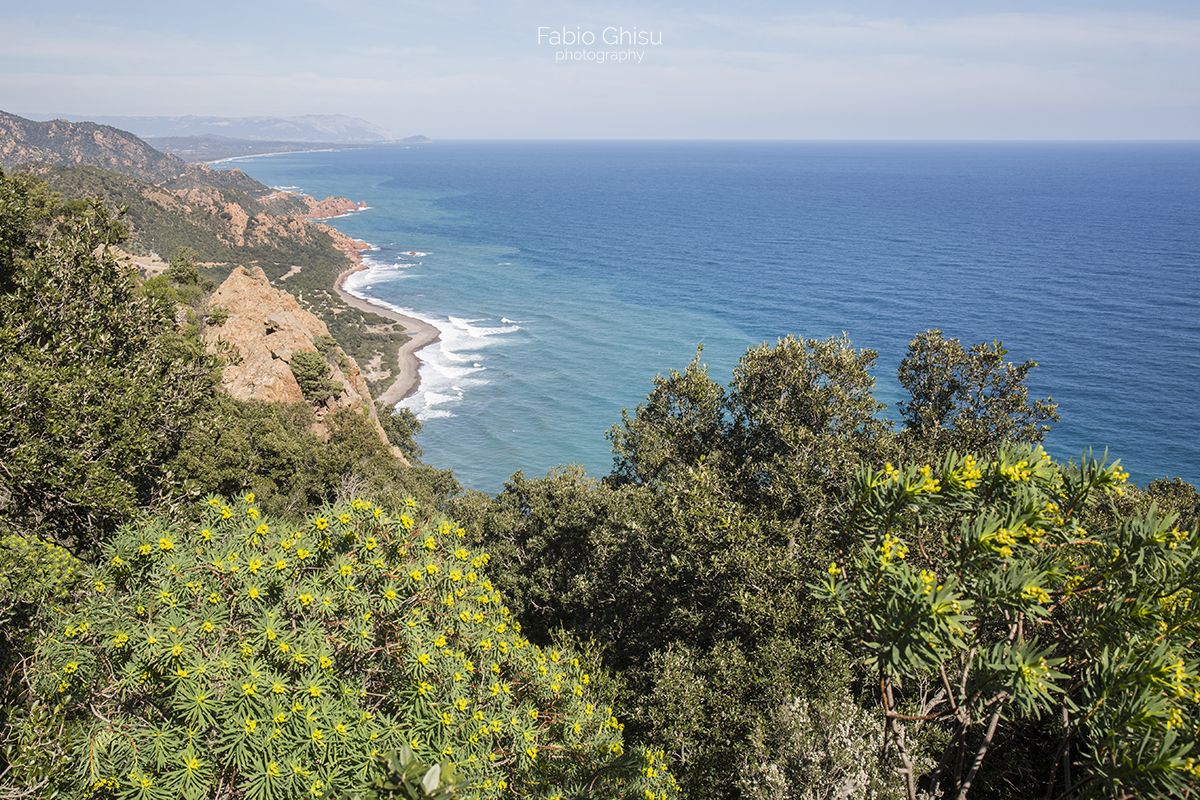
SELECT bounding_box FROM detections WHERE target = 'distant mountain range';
[147,135,429,164]
[18,113,403,144]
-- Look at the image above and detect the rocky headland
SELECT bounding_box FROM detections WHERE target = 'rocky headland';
[204,265,404,459]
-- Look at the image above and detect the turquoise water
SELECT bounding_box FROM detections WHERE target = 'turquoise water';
[221,142,1200,493]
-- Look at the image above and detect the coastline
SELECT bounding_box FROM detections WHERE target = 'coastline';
[333,263,441,406]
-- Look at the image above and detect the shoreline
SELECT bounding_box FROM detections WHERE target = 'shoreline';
[333,263,441,406]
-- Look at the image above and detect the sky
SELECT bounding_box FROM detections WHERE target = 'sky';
[2,0,1198,139]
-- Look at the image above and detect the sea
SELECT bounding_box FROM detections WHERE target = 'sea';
[217,142,1200,495]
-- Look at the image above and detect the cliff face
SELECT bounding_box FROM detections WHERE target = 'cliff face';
[204,266,400,457]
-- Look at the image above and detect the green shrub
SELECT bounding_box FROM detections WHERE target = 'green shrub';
[818,447,1200,799]
[27,494,679,800]
[291,350,344,405]
[0,534,84,792]
[207,305,229,327]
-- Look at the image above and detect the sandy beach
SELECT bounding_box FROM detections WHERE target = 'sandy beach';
[334,266,440,406]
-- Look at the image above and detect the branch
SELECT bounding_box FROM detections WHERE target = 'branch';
[956,701,1004,800]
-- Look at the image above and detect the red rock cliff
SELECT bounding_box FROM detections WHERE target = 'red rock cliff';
[203,266,403,459]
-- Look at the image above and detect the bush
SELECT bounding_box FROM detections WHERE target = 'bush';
[818,447,1200,799]
[292,350,344,405]
[26,493,680,800]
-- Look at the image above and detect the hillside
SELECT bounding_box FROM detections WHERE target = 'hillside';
[0,111,266,192]
[1,111,414,402]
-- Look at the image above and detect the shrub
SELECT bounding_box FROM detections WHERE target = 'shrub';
[818,447,1200,799]
[27,494,679,800]
[291,350,344,405]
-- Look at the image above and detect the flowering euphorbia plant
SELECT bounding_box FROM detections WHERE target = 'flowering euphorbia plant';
[817,447,1199,800]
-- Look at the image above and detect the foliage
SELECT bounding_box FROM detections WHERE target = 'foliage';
[609,335,894,527]
[291,349,345,405]
[378,403,424,461]
[170,398,458,521]
[0,169,223,553]
[897,330,1058,460]
[737,688,909,800]
[333,745,461,800]
[817,447,1200,799]
[27,493,680,800]
[450,458,849,797]
[0,534,84,791]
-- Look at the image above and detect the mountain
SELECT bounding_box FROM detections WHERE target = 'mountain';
[0,109,413,402]
[24,114,395,143]
[0,110,268,192]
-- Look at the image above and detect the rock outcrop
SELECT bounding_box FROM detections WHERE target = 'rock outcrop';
[204,266,401,456]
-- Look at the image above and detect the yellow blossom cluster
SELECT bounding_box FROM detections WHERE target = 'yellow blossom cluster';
[33,493,679,800]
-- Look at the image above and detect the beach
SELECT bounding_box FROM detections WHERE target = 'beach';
[333,265,440,406]
[300,191,441,408]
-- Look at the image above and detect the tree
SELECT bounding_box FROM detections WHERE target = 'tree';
[0,170,222,553]
[897,330,1059,459]
[818,447,1199,799]
[461,335,896,798]
[377,402,424,461]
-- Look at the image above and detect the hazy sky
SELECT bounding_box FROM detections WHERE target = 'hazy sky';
[3,0,1198,139]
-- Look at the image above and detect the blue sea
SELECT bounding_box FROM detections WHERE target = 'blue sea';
[219,142,1200,494]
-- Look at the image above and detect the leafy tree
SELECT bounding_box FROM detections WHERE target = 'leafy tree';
[378,402,424,461]
[457,335,896,798]
[607,348,728,488]
[170,398,458,521]
[0,170,222,553]
[818,447,1199,799]
[897,329,1059,459]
